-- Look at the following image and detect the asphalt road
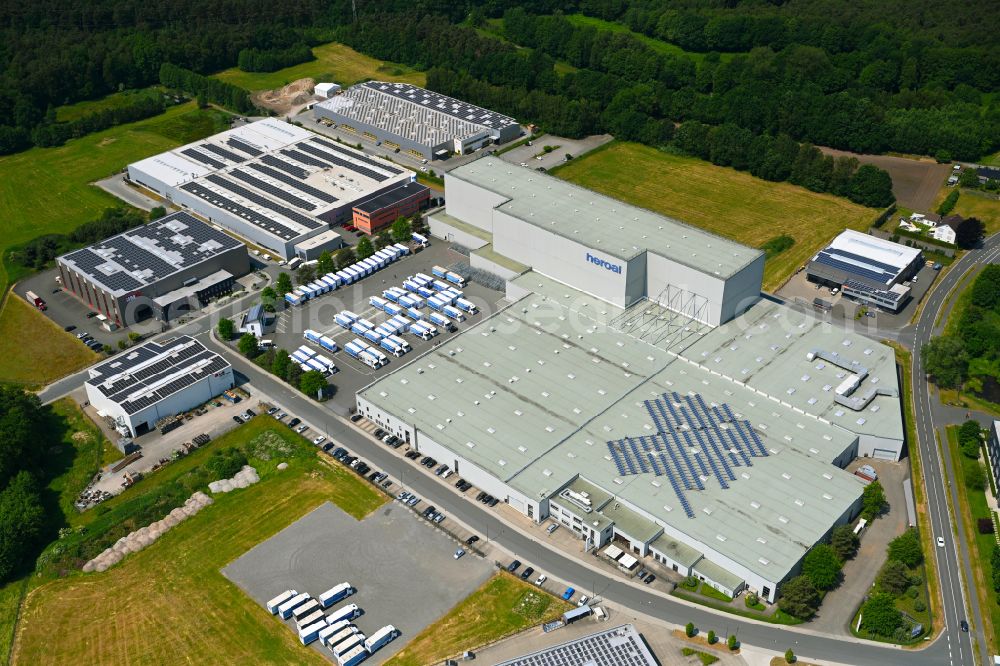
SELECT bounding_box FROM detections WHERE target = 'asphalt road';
[206,330,958,666]
[901,232,1000,666]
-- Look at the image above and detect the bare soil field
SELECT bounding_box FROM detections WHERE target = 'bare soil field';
[820,147,950,211]
[252,78,316,115]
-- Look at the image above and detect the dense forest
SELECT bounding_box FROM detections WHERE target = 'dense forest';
[0,0,997,161]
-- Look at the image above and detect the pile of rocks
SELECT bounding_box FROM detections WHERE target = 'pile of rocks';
[82,492,213,573]
[208,465,260,493]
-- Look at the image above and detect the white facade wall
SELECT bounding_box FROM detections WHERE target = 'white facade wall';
[646,252,727,326]
[443,175,507,233]
[492,210,644,308]
[87,366,234,436]
[428,216,489,250]
[721,255,766,323]
[855,432,904,461]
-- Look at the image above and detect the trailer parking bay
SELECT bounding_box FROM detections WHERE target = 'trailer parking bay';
[222,500,494,663]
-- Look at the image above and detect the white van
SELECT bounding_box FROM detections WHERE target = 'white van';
[258,339,275,350]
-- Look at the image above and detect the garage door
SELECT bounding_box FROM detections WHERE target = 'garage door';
[872,448,896,460]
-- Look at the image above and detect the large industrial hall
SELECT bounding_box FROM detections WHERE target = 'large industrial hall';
[357,160,905,604]
[127,117,426,259]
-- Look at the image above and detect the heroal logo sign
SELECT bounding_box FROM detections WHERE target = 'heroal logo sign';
[586,253,622,274]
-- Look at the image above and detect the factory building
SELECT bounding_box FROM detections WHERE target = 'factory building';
[56,212,250,326]
[352,181,430,235]
[127,118,426,259]
[357,161,904,603]
[806,230,924,312]
[85,336,234,437]
[314,82,520,160]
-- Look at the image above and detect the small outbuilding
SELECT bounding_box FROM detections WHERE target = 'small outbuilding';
[314,82,341,99]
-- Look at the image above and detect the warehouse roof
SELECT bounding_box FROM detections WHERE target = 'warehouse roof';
[353,181,429,214]
[495,624,657,666]
[86,336,230,415]
[58,212,243,296]
[447,160,762,278]
[316,82,517,148]
[129,118,413,245]
[810,230,922,286]
[361,276,891,584]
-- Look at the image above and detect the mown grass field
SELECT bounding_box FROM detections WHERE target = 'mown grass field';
[0,102,228,293]
[554,142,877,291]
[55,87,162,122]
[0,297,97,386]
[385,573,570,666]
[934,187,1000,235]
[564,14,738,63]
[11,420,385,665]
[213,42,424,91]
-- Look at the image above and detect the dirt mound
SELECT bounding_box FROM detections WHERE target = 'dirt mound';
[253,77,316,115]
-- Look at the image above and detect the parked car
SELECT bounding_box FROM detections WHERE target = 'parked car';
[322,442,334,452]
[313,435,326,445]
[520,567,534,581]
[488,497,500,507]
[454,548,465,559]
[578,595,589,607]
[644,574,656,584]
[232,415,244,424]
[374,428,385,438]
[295,424,308,434]
[387,436,399,446]
[406,496,419,506]
[476,491,487,502]
[355,462,370,475]
[535,574,547,586]
[466,535,480,545]
[546,523,559,535]
[266,407,278,415]
[288,417,301,427]
[422,505,436,518]
[86,311,98,318]
[350,413,363,422]
[433,513,445,524]
[245,408,256,417]
[507,560,521,573]
[562,587,575,601]
[64,325,76,332]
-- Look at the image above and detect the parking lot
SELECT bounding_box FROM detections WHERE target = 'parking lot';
[256,241,508,413]
[222,500,494,663]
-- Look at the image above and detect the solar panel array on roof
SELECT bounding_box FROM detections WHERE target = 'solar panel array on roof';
[813,248,898,285]
[180,181,301,241]
[227,137,263,156]
[843,279,906,302]
[180,148,226,170]
[293,142,390,182]
[496,625,657,666]
[311,136,403,175]
[203,174,321,230]
[246,163,337,204]
[607,392,768,518]
[229,169,316,210]
[86,336,231,415]
[259,154,310,178]
[199,142,246,164]
[58,212,243,295]
[368,82,516,131]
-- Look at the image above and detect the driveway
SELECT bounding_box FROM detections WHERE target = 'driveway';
[498,134,613,171]
[808,459,909,636]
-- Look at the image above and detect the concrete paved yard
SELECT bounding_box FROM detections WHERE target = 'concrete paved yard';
[222,500,494,663]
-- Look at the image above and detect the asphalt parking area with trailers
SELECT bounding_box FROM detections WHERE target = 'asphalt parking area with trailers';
[222,500,494,663]
[264,241,508,412]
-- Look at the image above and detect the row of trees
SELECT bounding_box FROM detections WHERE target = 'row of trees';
[237,44,313,73]
[0,387,52,582]
[860,529,925,640]
[158,64,253,114]
[778,482,886,620]
[30,91,167,149]
[219,320,330,399]
[923,263,999,395]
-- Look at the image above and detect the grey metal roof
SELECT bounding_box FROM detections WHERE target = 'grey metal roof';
[316,82,517,148]
[59,212,243,296]
[447,160,762,277]
[361,275,896,584]
[495,624,657,666]
[86,336,230,415]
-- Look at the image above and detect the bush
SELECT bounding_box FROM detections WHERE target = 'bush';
[727,634,737,650]
[204,448,247,480]
[979,518,995,534]
[685,622,696,637]
[888,529,923,567]
[914,599,926,612]
[707,630,716,644]
[937,189,960,215]
[785,648,795,663]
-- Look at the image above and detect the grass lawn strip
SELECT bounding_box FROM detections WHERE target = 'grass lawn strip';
[886,342,943,636]
[384,573,570,666]
[681,646,720,665]
[563,14,738,63]
[0,296,97,386]
[946,426,1000,653]
[553,142,877,292]
[212,42,424,91]
[12,420,384,665]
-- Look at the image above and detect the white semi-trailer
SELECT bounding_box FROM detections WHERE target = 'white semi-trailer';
[277,593,310,620]
[318,582,354,609]
[266,590,297,615]
[364,625,399,653]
